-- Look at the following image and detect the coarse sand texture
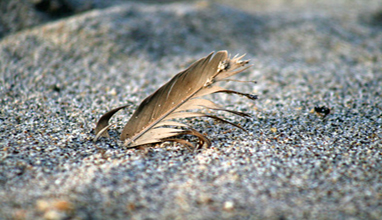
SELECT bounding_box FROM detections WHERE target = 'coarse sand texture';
[0,0,381,219]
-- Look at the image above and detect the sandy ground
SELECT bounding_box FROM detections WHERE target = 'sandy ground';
[1,0,381,219]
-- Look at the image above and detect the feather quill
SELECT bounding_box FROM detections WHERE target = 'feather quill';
[94,50,257,148]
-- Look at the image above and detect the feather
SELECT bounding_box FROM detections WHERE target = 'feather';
[94,50,256,148]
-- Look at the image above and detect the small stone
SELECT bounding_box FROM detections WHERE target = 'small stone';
[223,201,234,211]
[36,200,50,212]
[43,210,64,220]
[52,200,73,212]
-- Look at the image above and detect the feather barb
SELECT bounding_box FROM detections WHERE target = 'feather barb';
[94,51,256,148]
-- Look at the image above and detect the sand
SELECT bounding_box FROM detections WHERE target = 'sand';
[0,0,381,219]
